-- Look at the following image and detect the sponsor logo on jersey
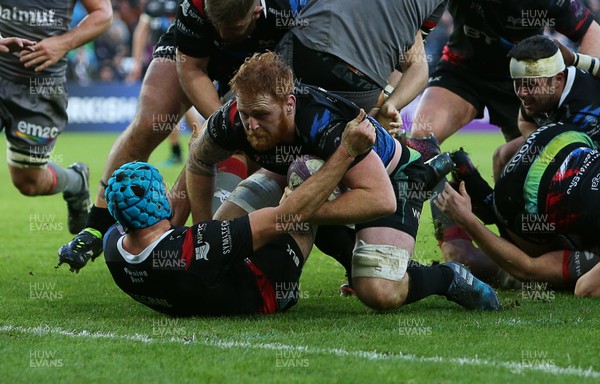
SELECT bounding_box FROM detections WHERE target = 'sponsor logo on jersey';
[463,25,497,45]
[221,221,232,254]
[591,173,600,191]
[123,267,148,283]
[286,243,300,267]
[153,45,175,56]
[195,242,210,260]
[180,0,191,16]
[176,18,200,37]
[15,121,59,143]
[181,0,206,24]
[0,5,66,28]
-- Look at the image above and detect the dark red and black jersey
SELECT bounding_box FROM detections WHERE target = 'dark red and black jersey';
[442,0,594,77]
[103,217,262,316]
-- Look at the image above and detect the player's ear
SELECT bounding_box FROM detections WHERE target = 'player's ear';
[253,4,263,19]
[554,71,565,86]
[286,94,296,115]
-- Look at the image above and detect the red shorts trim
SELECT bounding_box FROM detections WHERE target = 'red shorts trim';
[244,258,278,314]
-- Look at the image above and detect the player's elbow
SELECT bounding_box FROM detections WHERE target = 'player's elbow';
[373,191,397,217]
[94,7,113,35]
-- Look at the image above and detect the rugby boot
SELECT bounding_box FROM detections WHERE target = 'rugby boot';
[450,148,479,182]
[425,152,454,188]
[57,228,103,273]
[442,261,500,310]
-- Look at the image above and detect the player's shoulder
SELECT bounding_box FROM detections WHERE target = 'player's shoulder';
[297,85,358,119]
[206,99,242,139]
[178,0,211,25]
[211,98,238,127]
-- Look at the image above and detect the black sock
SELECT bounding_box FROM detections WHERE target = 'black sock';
[172,143,182,159]
[404,262,454,304]
[314,225,355,281]
[461,172,496,225]
[85,205,117,236]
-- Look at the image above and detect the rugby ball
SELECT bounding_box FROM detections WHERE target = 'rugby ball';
[287,155,345,201]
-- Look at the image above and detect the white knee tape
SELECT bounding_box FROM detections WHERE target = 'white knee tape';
[226,172,283,213]
[7,145,48,168]
[352,240,410,281]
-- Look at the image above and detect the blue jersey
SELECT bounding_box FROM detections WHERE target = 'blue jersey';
[206,84,397,175]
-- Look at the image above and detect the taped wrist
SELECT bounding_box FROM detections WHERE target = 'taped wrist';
[573,53,600,76]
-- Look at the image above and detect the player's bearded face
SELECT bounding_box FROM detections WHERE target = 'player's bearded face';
[514,76,559,115]
[238,94,290,151]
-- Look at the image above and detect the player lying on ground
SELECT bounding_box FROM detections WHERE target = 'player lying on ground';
[186,52,500,311]
[57,0,309,272]
[102,110,374,316]
[435,122,600,296]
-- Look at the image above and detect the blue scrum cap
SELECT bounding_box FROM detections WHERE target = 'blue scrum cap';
[105,162,172,229]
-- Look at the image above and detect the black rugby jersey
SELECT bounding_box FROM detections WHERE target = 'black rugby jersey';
[441,0,593,77]
[205,85,396,175]
[526,67,600,143]
[494,122,596,243]
[103,217,262,316]
[174,0,308,86]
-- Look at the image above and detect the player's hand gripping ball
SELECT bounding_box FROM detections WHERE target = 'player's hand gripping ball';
[287,155,346,201]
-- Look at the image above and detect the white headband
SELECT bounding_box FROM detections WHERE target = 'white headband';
[510,50,565,79]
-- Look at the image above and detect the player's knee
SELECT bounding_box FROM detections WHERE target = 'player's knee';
[353,277,406,311]
[13,177,41,196]
[351,241,410,310]
[223,172,284,215]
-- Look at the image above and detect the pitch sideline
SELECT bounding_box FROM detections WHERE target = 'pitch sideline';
[1,324,598,378]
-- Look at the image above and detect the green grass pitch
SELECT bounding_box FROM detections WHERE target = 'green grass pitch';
[1,132,599,383]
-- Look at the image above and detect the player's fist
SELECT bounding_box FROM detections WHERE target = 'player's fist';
[372,103,403,136]
[342,109,376,158]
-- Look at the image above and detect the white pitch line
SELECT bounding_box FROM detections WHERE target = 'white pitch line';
[2,324,598,379]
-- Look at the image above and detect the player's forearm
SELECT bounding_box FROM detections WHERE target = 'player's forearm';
[176,51,222,118]
[310,187,395,225]
[186,129,231,222]
[388,34,428,110]
[169,168,191,226]
[578,21,600,58]
[63,1,112,51]
[131,16,150,66]
[281,146,356,221]
[458,215,535,280]
[185,169,216,223]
